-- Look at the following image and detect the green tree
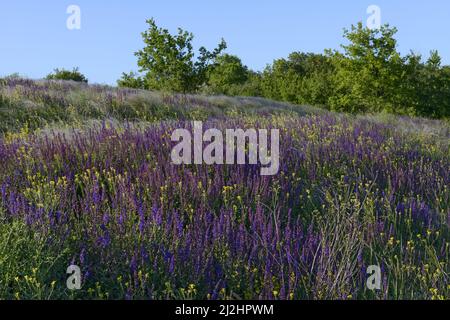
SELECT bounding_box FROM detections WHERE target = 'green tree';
[260,52,334,106]
[408,51,450,118]
[206,54,248,94]
[134,18,226,93]
[328,23,405,114]
[46,67,88,83]
[228,71,264,97]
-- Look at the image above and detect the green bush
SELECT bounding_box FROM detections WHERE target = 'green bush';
[117,72,145,89]
[46,67,88,83]
[205,54,248,95]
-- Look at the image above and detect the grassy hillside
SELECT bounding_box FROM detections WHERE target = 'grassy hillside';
[0,78,325,134]
[0,79,449,300]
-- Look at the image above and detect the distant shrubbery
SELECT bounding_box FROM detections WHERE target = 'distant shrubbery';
[46,67,88,83]
[119,20,450,119]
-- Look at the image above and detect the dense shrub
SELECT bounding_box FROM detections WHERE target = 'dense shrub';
[205,54,249,95]
[117,72,145,89]
[258,52,334,107]
[46,67,88,83]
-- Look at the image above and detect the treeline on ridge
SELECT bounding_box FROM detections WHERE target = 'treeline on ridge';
[117,20,450,119]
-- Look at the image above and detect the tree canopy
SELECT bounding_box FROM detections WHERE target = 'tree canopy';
[121,19,226,93]
[119,20,450,119]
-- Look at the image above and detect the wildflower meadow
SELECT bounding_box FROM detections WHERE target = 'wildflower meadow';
[0,79,448,300]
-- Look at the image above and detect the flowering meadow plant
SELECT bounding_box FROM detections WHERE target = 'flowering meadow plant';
[0,81,448,300]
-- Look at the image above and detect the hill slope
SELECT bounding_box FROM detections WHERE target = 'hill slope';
[0,78,326,134]
[0,79,449,300]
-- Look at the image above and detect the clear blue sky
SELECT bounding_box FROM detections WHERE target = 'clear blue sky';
[1,0,449,85]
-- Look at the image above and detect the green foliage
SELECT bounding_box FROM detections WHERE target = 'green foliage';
[247,23,450,118]
[46,67,88,83]
[401,51,450,118]
[205,54,248,95]
[134,18,226,93]
[232,71,264,97]
[260,52,334,106]
[117,71,145,89]
[324,23,450,118]
[0,214,70,299]
[327,23,405,113]
[118,20,449,119]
